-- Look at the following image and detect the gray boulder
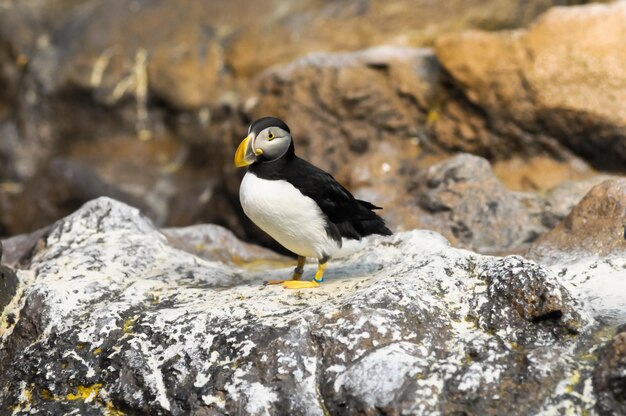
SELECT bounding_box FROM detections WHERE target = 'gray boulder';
[0,197,623,415]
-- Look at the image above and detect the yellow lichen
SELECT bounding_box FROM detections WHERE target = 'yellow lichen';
[316,382,331,416]
[24,386,33,402]
[123,317,136,334]
[578,353,597,362]
[426,109,439,124]
[40,389,54,400]
[11,385,33,411]
[509,341,520,350]
[104,399,126,416]
[66,384,102,401]
[564,370,581,394]
[93,348,102,356]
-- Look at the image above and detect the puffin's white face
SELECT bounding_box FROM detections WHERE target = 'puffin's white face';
[234,126,292,167]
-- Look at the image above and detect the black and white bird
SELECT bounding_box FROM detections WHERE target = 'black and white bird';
[234,117,392,289]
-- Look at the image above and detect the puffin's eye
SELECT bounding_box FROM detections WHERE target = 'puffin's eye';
[267,132,274,141]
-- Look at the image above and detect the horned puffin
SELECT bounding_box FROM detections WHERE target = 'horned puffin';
[234,117,392,289]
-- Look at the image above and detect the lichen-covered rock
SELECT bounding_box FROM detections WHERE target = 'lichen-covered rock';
[2,197,623,415]
[474,256,581,340]
[162,224,290,266]
[594,325,626,416]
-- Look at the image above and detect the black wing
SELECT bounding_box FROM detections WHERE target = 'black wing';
[281,158,392,240]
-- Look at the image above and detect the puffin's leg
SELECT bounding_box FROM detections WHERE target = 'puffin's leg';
[282,259,326,289]
[265,256,306,285]
[293,255,306,280]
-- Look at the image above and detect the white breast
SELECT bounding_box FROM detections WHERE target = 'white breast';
[239,172,341,259]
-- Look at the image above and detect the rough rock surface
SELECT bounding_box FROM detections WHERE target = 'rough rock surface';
[0,241,18,317]
[2,197,625,415]
[594,325,626,416]
[410,153,604,254]
[414,154,546,252]
[162,224,290,266]
[249,46,440,176]
[435,2,626,169]
[526,179,626,322]
[528,178,626,263]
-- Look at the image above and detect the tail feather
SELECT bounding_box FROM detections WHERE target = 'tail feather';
[335,201,393,240]
[356,199,383,210]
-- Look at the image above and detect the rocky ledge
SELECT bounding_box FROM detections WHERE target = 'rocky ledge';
[0,197,625,415]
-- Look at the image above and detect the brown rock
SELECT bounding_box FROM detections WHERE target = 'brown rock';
[249,47,440,177]
[528,179,626,263]
[226,0,591,77]
[594,325,626,416]
[543,175,615,225]
[492,155,595,192]
[435,2,626,169]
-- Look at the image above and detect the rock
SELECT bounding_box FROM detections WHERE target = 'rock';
[249,46,440,176]
[335,151,608,255]
[0,240,18,319]
[525,179,626,321]
[3,157,154,235]
[528,178,626,263]
[542,175,616,227]
[414,154,547,253]
[0,0,244,237]
[491,155,596,192]
[0,227,49,268]
[0,0,573,183]
[474,256,580,338]
[226,0,580,79]
[3,197,625,415]
[594,325,626,416]
[162,224,290,266]
[435,2,626,170]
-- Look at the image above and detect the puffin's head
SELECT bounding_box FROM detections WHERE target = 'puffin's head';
[234,117,293,167]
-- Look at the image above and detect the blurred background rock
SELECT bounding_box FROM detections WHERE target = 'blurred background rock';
[0,0,623,255]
